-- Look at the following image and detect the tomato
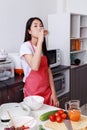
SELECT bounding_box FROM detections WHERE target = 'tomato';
[56,116,62,123]
[58,109,64,115]
[49,114,56,122]
[61,113,67,119]
[54,112,60,117]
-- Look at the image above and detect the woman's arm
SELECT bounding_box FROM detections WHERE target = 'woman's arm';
[48,67,60,107]
[23,43,42,71]
[23,29,44,71]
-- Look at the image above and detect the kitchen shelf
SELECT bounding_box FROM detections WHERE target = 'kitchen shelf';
[70,14,87,65]
[70,37,87,40]
[70,50,86,54]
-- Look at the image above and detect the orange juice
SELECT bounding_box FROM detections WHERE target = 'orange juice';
[68,109,81,121]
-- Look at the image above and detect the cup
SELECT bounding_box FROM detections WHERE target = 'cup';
[65,100,81,121]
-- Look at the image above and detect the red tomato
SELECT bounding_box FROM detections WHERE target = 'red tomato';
[56,116,62,123]
[61,113,67,119]
[54,112,60,117]
[58,109,64,115]
[49,114,56,122]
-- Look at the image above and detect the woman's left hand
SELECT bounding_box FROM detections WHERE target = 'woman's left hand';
[50,94,60,107]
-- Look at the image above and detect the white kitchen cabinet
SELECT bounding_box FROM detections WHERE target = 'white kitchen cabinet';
[48,13,70,96]
[48,13,87,66]
[48,13,70,66]
[48,13,87,106]
[70,14,87,65]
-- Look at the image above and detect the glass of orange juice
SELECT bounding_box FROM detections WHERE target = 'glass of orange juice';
[65,100,81,121]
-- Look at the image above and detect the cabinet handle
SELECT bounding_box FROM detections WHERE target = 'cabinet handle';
[8,95,10,100]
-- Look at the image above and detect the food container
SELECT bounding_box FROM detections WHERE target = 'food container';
[8,53,23,75]
[0,60,14,81]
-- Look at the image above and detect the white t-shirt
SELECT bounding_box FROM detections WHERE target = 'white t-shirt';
[19,41,36,82]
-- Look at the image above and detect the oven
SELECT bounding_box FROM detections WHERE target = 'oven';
[53,73,65,96]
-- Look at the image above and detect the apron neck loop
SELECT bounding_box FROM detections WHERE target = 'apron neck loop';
[30,41,35,52]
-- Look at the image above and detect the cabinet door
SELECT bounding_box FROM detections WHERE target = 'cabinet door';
[0,89,8,104]
[7,82,24,103]
[70,64,87,106]
[48,13,70,65]
[58,92,70,109]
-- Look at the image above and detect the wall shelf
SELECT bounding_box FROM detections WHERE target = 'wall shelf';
[70,14,87,65]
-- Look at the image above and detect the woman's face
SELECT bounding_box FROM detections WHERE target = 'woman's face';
[28,19,43,39]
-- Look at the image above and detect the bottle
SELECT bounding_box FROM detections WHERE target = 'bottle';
[75,40,80,50]
[44,30,48,35]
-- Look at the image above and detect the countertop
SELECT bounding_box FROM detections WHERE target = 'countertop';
[0,104,59,130]
[0,75,23,90]
[0,65,70,89]
[0,104,87,130]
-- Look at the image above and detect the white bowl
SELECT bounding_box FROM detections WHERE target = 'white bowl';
[13,116,37,130]
[23,95,44,110]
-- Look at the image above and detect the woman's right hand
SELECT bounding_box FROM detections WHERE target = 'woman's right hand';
[38,28,44,44]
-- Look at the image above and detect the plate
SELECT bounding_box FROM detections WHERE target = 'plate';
[13,116,37,130]
[0,103,30,121]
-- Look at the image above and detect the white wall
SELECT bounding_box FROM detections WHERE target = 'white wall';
[66,0,87,14]
[56,0,87,14]
[1,0,87,53]
[0,0,57,53]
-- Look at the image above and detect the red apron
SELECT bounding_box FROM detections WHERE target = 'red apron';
[24,43,52,105]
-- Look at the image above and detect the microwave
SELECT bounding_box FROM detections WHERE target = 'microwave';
[53,73,65,96]
[47,49,60,68]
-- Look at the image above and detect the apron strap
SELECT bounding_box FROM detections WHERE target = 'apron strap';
[30,41,35,52]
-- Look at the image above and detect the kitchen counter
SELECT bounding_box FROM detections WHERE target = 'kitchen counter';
[0,104,59,130]
[32,104,59,129]
[0,65,70,105]
[0,75,23,90]
[0,104,87,130]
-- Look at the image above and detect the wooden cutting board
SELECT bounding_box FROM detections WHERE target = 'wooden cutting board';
[45,116,87,130]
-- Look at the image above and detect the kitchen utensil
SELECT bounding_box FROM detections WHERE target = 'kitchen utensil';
[0,60,14,81]
[45,115,87,130]
[63,112,73,130]
[7,111,15,127]
[8,53,23,72]
[64,119,73,130]
[0,103,30,122]
[65,100,80,111]
[65,100,81,121]
[23,95,44,110]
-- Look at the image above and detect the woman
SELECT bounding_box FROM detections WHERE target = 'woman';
[20,17,59,107]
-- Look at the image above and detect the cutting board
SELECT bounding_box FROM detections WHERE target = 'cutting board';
[45,115,87,130]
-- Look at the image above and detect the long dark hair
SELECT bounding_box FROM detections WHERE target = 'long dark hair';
[24,17,49,66]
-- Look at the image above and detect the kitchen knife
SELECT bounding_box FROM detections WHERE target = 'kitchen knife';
[63,111,73,130]
[64,119,73,130]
